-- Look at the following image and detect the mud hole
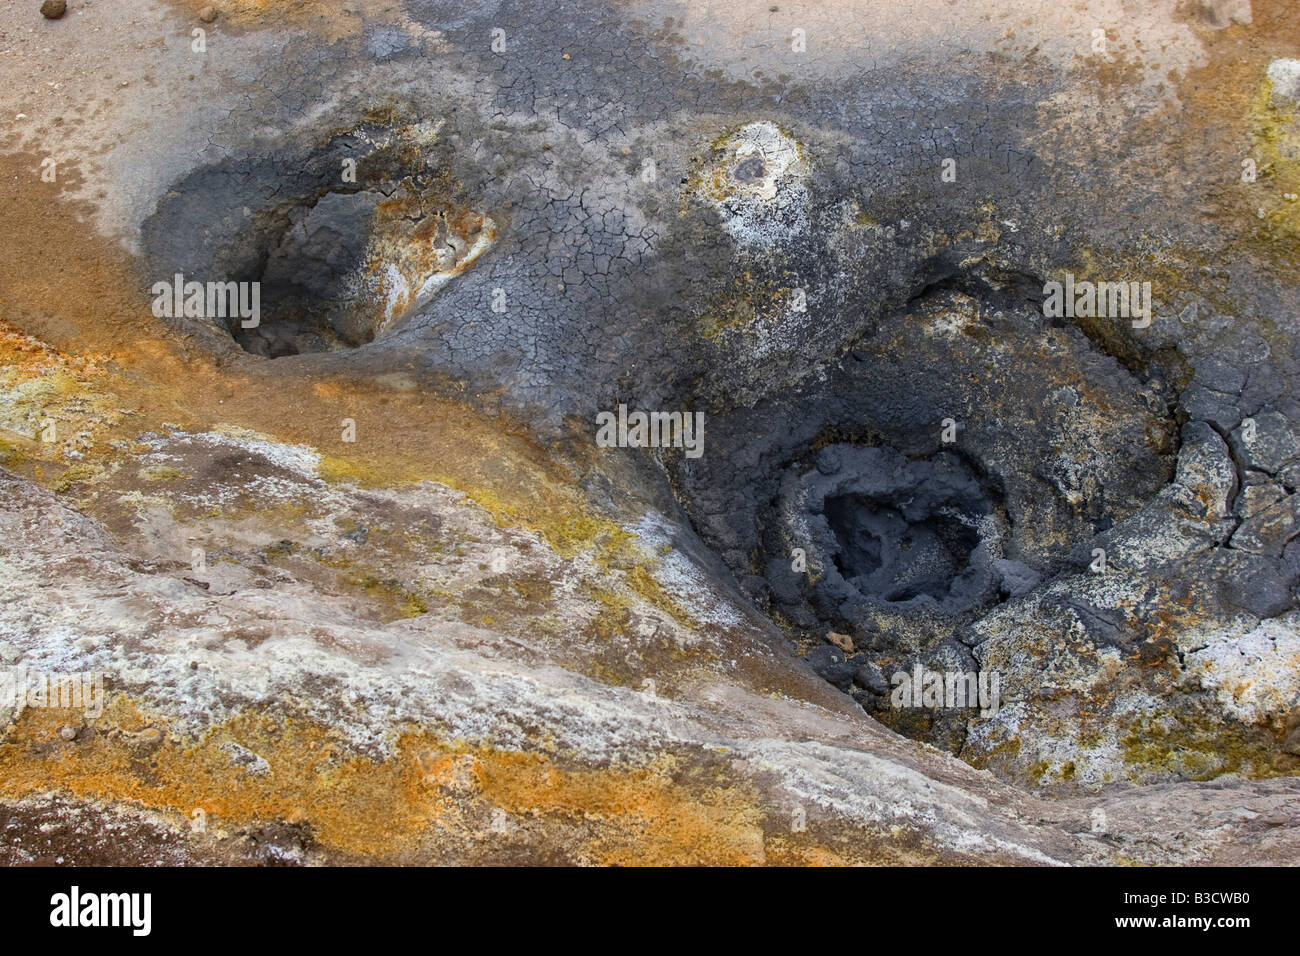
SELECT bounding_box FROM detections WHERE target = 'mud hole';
[143,112,496,356]
[656,267,1186,745]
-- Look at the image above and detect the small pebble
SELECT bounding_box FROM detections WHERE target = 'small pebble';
[40,0,66,19]
[199,5,218,23]
[58,726,77,741]
[825,630,855,653]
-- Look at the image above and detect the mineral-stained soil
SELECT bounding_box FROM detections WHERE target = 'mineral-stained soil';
[0,0,1299,864]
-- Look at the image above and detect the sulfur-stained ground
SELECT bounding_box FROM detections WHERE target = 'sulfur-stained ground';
[1,0,1299,864]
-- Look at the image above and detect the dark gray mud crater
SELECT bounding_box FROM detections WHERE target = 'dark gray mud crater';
[143,112,497,357]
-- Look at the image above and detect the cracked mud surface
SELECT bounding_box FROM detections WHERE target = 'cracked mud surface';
[1,0,1299,864]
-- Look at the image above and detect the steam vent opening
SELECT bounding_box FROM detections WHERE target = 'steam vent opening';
[826,497,981,603]
[809,446,998,613]
[141,116,496,358]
